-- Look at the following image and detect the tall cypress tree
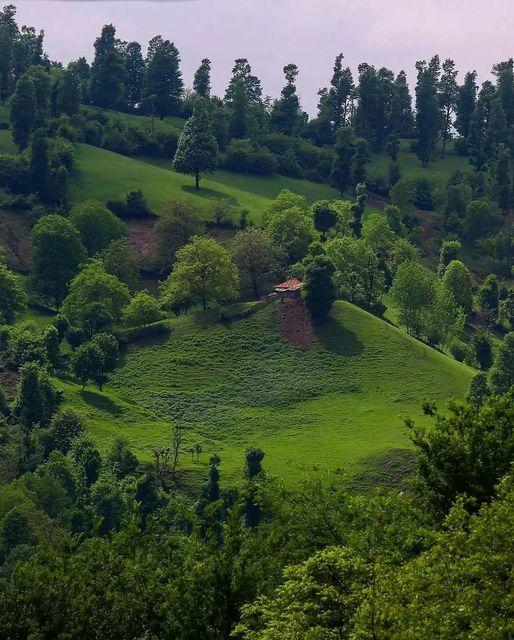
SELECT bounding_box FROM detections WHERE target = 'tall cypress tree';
[193,58,211,98]
[330,127,355,195]
[415,55,442,166]
[438,58,458,157]
[389,70,414,137]
[492,143,512,212]
[327,53,354,130]
[10,72,35,149]
[30,128,49,200]
[143,35,183,118]
[89,24,127,110]
[124,41,144,111]
[0,24,12,103]
[270,64,302,135]
[455,71,478,142]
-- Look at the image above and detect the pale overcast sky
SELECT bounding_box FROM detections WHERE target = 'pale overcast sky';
[13,0,514,113]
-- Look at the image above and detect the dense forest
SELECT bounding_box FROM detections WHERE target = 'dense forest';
[0,3,512,638]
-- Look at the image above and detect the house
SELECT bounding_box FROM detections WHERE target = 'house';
[273,278,303,299]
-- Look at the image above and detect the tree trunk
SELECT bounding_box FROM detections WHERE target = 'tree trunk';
[195,172,200,190]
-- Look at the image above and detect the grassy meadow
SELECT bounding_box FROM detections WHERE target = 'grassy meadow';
[69,143,340,222]
[59,300,473,487]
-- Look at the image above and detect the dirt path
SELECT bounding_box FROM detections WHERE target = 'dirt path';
[279,298,314,349]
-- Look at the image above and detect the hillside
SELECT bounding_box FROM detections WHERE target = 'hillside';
[69,143,340,222]
[60,299,473,486]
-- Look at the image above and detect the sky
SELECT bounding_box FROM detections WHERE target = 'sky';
[13,0,514,114]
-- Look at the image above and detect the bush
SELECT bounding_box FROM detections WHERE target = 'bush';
[0,155,32,194]
[106,190,155,220]
[449,340,469,362]
[224,140,278,175]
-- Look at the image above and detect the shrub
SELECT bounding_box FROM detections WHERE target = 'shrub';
[224,140,278,175]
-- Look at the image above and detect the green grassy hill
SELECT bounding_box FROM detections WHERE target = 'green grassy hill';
[60,300,473,487]
[69,143,340,222]
[367,138,471,184]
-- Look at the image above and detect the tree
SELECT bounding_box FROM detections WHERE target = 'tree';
[352,137,369,185]
[327,53,354,130]
[0,260,26,324]
[173,98,218,189]
[0,24,13,104]
[438,58,458,157]
[42,324,60,370]
[89,24,126,109]
[466,372,490,409]
[30,127,49,199]
[72,340,103,390]
[143,35,183,118]
[122,290,163,327]
[124,41,144,111]
[266,206,316,264]
[70,436,101,486]
[101,238,139,292]
[12,362,60,428]
[30,215,87,310]
[225,57,262,105]
[455,70,478,141]
[49,409,84,454]
[271,64,302,135]
[500,290,514,328]
[408,389,514,514]
[154,198,205,271]
[106,437,138,479]
[27,64,50,127]
[492,143,512,212]
[354,63,389,150]
[227,79,249,139]
[438,239,461,275]
[388,261,435,336]
[330,127,355,195]
[235,548,368,640]
[170,423,185,479]
[489,332,514,394]
[464,199,502,240]
[161,236,239,311]
[477,274,499,325]
[72,333,118,391]
[389,70,414,137]
[312,200,338,242]
[327,236,384,309]
[362,213,395,257]
[470,333,493,371]
[386,133,400,161]
[9,72,35,149]
[55,69,81,116]
[351,183,367,238]
[415,56,441,166]
[304,254,336,322]
[193,58,211,98]
[70,201,128,256]
[62,260,130,335]
[442,260,473,314]
[231,228,281,299]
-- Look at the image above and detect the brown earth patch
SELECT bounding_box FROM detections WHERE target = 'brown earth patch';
[279,297,314,349]
[128,219,156,259]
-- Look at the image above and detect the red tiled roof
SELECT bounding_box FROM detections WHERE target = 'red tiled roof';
[275,278,303,290]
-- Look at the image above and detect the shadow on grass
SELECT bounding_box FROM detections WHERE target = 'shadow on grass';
[181,185,238,205]
[80,390,123,416]
[314,316,364,356]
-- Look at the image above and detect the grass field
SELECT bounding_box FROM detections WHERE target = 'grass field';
[69,143,341,222]
[59,300,473,487]
[367,138,472,184]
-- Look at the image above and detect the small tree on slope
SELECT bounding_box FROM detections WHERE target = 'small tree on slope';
[173,98,218,189]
